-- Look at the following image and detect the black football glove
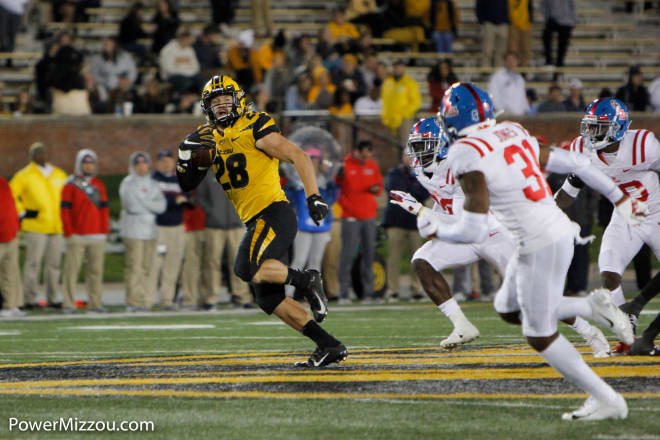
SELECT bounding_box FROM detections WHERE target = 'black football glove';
[307,194,329,226]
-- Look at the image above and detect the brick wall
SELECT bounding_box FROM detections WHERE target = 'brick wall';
[1,114,658,178]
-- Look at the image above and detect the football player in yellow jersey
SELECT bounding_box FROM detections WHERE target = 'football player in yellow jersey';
[176,75,347,367]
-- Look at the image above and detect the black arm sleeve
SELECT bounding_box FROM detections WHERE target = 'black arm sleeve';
[176,157,208,192]
[176,124,216,192]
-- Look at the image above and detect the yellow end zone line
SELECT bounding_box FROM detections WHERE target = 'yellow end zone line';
[0,346,654,369]
[0,388,657,401]
[0,365,657,389]
[119,355,660,367]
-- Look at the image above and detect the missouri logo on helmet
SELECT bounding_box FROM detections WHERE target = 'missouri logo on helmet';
[200,75,247,127]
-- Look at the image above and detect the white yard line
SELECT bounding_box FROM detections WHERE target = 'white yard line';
[64,324,215,330]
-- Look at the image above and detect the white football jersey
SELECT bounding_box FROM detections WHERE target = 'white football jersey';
[413,160,462,218]
[414,160,502,232]
[447,121,573,253]
[568,129,660,220]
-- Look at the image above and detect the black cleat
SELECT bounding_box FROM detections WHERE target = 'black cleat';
[304,270,328,323]
[630,337,660,356]
[295,344,348,368]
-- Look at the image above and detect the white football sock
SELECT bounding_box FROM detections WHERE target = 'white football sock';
[610,285,625,306]
[557,297,592,321]
[571,317,594,338]
[539,334,618,403]
[438,298,460,318]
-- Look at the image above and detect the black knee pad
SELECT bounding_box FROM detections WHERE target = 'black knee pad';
[234,260,255,283]
[253,283,286,315]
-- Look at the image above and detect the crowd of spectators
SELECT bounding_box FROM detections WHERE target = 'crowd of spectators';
[1,1,660,119]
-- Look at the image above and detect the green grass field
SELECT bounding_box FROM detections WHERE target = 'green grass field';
[0,300,658,439]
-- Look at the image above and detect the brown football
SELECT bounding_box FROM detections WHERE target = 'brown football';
[191,148,214,169]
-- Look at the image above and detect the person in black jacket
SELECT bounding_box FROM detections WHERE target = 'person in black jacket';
[118,1,155,59]
[151,0,179,54]
[616,66,650,112]
[382,152,429,301]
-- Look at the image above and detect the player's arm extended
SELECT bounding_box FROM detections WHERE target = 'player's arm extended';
[539,146,623,204]
[256,132,320,197]
[540,146,648,225]
[417,171,490,244]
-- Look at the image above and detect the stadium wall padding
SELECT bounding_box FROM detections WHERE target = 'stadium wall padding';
[1,114,659,178]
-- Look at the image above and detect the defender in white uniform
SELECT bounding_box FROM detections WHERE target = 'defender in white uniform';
[418,83,646,421]
[393,118,514,349]
[557,99,660,318]
[395,118,611,355]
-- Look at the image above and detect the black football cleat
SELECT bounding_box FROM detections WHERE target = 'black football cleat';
[629,337,660,356]
[304,270,328,323]
[295,344,348,368]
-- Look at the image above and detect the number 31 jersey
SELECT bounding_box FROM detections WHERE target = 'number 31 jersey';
[209,111,287,223]
[447,121,572,253]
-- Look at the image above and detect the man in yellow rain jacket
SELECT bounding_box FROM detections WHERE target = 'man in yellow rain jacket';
[10,142,67,309]
[381,60,422,147]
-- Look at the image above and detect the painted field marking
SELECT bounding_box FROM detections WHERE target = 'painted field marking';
[0,331,21,336]
[1,364,657,390]
[64,325,215,330]
[0,388,657,401]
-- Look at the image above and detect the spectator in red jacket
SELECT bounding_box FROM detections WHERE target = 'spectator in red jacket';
[181,192,206,310]
[60,149,110,313]
[336,140,383,303]
[0,177,24,318]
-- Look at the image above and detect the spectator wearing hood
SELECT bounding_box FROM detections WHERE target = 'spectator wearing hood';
[60,149,110,313]
[146,149,188,310]
[119,152,166,311]
[0,176,23,318]
[616,66,650,112]
[10,142,67,309]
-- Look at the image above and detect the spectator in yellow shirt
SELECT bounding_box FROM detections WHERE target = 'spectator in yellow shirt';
[10,142,68,309]
[308,70,336,109]
[329,87,354,116]
[381,60,421,146]
[327,6,360,43]
[508,0,533,67]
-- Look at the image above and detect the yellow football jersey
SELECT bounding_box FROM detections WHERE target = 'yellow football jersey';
[211,111,287,223]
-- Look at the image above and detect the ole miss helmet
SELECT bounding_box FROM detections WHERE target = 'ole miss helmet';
[439,82,496,140]
[406,117,450,170]
[580,98,631,150]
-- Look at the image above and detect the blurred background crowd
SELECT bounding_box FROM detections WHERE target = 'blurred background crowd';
[0,0,659,315]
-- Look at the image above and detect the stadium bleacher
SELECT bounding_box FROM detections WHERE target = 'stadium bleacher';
[0,0,659,110]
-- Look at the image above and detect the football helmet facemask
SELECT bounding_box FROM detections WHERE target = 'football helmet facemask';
[580,98,631,151]
[406,117,450,171]
[201,75,246,127]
